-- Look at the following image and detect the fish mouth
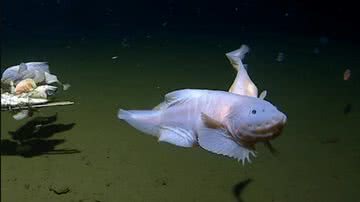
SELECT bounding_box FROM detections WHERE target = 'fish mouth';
[236,116,287,145]
[254,117,286,138]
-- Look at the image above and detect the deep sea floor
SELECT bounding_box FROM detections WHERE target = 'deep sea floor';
[1,29,360,202]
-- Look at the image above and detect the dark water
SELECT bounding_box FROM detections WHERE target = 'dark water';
[1,1,360,202]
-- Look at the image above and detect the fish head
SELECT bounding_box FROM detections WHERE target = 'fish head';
[227,97,287,146]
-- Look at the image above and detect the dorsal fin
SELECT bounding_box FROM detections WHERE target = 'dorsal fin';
[259,90,267,100]
[153,101,167,110]
[155,89,206,110]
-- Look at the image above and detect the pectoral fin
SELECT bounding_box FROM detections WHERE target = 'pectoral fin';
[62,83,71,91]
[158,126,196,147]
[197,126,255,164]
[163,89,205,108]
[201,113,225,129]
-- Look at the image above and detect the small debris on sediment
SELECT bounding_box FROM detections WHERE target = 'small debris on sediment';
[155,177,168,186]
[276,52,285,62]
[85,160,92,166]
[343,69,351,81]
[49,184,70,195]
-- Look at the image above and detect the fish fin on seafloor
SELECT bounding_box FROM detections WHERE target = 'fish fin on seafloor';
[163,89,206,108]
[12,110,30,120]
[158,126,196,147]
[62,83,71,91]
[197,126,255,164]
[18,63,28,73]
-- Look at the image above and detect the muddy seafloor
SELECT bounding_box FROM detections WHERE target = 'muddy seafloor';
[1,30,360,202]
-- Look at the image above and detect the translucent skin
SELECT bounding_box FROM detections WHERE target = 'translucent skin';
[158,89,287,146]
[118,89,287,163]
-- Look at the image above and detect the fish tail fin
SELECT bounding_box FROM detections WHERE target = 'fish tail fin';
[225,45,250,71]
[226,45,258,97]
[118,109,161,136]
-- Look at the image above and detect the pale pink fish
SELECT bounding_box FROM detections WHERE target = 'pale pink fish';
[118,89,287,164]
[118,45,287,164]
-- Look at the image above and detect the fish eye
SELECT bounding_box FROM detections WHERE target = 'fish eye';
[251,109,257,114]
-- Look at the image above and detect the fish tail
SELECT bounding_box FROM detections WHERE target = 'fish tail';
[118,109,161,136]
[225,45,250,71]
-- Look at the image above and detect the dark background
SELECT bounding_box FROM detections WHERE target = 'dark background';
[1,0,359,39]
